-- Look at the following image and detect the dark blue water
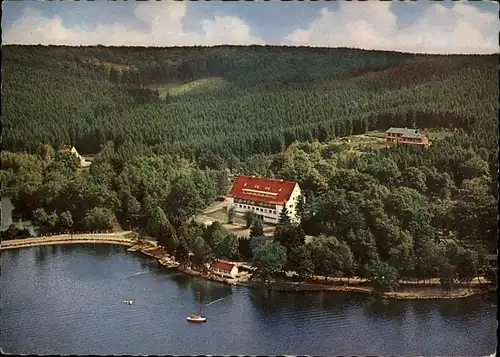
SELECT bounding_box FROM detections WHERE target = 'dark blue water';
[1,244,497,356]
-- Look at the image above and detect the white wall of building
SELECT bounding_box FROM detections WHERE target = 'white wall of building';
[212,266,238,278]
[236,202,278,224]
[70,147,86,164]
[224,197,234,207]
[225,182,302,225]
[226,197,279,224]
[285,184,302,223]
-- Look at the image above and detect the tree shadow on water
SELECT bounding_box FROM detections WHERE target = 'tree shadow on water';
[194,284,232,306]
[7,247,20,259]
[248,288,289,315]
[34,246,48,264]
[433,297,486,318]
[91,243,123,257]
[361,296,407,318]
[316,292,361,312]
[170,272,192,290]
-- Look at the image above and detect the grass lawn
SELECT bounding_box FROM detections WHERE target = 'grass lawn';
[197,208,276,238]
[206,210,247,226]
[426,129,455,141]
[337,133,387,151]
[205,209,230,222]
[364,130,387,138]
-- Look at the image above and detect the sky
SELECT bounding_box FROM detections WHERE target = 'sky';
[2,0,499,54]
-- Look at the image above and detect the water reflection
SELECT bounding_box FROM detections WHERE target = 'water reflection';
[34,246,48,264]
[7,247,19,258]
[434,297,484,318]
[248,288,288,315]
[317,291,360,311]
[50,244,60,256]
[169,270,192,290]
[412,300,434,316]
[1,245,497,356]
[90,243,123,257]
[248,288,365,316]
[138,258,151,272]
[199,284,232,306]
[362,298,408,318]
[183,276,232,305]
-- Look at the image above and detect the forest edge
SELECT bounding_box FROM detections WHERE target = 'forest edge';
[1,232,495,300]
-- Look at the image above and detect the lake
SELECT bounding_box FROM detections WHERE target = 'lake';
[1,244,496,356]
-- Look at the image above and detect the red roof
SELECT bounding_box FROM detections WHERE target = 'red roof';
[211,261,236,272]
[226,175,297,205]
[60,144,73,151]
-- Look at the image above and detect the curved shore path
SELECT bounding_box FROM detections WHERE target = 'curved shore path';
[0,232,136,250]
[1,233,494,300]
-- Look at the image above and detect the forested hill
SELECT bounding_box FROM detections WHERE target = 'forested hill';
[2,45,498,159]
[2,45,498,285]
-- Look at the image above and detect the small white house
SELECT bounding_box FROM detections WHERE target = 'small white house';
[210,261,238,278]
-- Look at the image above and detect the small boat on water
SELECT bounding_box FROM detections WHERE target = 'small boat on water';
[123,300,134,305]
[186,293,207,323]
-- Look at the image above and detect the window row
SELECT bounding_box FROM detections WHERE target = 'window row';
[234,198,275,209]
[236,204,277,215]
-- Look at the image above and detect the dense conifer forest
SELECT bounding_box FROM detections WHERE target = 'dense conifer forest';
[1,45,497,290]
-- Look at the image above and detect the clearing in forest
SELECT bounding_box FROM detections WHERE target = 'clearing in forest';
[147,76,230,99]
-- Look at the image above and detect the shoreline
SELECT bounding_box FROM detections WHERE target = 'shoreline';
[2,236,496,301]
[178,268,495,300]
[0,233,136,250]
[134,244,495,300]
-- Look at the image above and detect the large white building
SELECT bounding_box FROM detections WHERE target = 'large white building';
[225,175,301,224]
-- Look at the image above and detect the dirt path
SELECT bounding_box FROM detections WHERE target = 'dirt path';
[202,202,226,214]
[0,231,136,250]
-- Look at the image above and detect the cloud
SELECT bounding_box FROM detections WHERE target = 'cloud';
[2,1,499,54]
[283,1,499,54]
[2,2,264,46]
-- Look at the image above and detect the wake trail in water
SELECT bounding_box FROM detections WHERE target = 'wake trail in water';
[123,271,149,279]
[206,296,231,306]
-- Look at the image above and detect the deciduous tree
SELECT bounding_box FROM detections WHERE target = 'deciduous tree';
[366,261,399,293]
[252,240,287,294]
[83,207,114,231]
[249,217,264,238]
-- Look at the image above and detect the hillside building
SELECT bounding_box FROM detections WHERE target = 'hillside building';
[385,127,429,147]
[60,144,87,166]
[225,175,301,224]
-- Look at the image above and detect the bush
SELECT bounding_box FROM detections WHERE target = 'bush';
[244,210,257,228]
[227,206,235,224]
[484,266,497,285]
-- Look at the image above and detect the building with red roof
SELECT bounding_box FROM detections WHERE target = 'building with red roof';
[225,175,301,224]
[385,127,429,147]
[210,260,238,278]
[59,144,86,165]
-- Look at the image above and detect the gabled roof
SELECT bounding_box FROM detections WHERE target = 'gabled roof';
[60,144,73,151]
[226,175,297,205]
[211,261,236,271]
[386,127,426,139]
[386,127,408,134]
[402,131,426,139]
